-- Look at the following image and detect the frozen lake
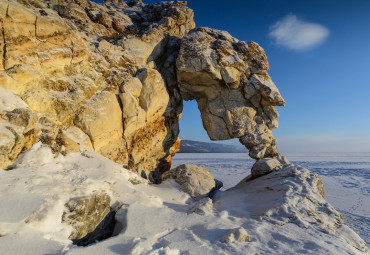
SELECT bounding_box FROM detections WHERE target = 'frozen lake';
[172,152,370,245]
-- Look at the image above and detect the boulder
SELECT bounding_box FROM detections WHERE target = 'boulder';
[177,27,285,159]
[62,191,111,241]
[162,164,219,198]
[251,158,282,178]
[220,227,250,243]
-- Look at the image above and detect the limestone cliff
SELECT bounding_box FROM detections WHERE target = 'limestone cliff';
[0,0,195,182]
[0,0,284,182]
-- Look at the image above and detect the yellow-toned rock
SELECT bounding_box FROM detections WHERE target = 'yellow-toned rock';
[74,91,125,161]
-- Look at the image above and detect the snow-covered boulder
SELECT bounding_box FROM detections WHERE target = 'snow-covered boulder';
[162,164,221,198]
[215,164,368,253]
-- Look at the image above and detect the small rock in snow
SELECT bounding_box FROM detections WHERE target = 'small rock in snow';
[220,227,250,243]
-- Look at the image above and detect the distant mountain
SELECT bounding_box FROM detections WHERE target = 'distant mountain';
[179,140,246,153]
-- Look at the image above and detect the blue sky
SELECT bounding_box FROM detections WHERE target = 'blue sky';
[171,0,370,152]
[98,0,370,152]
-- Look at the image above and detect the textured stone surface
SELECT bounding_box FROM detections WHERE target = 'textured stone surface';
[0,0,285,181]
[177,27,285,159]
[314,175,326,199]
[162,164,217,198]
[62,191,111,241]
[74,91,126,162]
[251,158,282,178]
[0,0,194,180]
[272,152,290,165]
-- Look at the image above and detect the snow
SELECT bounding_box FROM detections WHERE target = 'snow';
[0,87,29,112]
[173,152,370,247]
[0,146,368,254]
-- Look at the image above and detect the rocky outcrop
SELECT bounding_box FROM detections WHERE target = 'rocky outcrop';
[177,27,285,159]
[215,165,368,252]
[0,0,284,181]
[0,0,195,181]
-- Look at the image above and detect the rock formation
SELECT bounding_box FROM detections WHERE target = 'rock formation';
[0,0,194,182]
[177,27,285,159]
[0,0,285,181]
[214,163,368,252]
[0,2,369,253]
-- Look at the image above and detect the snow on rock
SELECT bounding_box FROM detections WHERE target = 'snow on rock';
[215,164,368,253]
[162,164,221,198]
[0,0,368,254]
[0,143,368,254]
[0,87,29,111]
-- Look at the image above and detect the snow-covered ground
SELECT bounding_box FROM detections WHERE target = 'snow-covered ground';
[173,152,370,246]
[0,145,368,254]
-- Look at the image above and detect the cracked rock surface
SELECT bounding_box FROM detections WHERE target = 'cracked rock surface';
[177,27,285,159]
[1,0,284,179]
[0,0,194,182]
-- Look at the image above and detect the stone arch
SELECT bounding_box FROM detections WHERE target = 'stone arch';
[175,27,285,160]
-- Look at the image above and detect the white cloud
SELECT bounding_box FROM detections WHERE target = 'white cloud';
[269,15,329,51]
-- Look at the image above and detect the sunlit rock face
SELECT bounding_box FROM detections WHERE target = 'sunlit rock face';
[0,0,194,182]
[177,27,285,159]
[0,0,284,179]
